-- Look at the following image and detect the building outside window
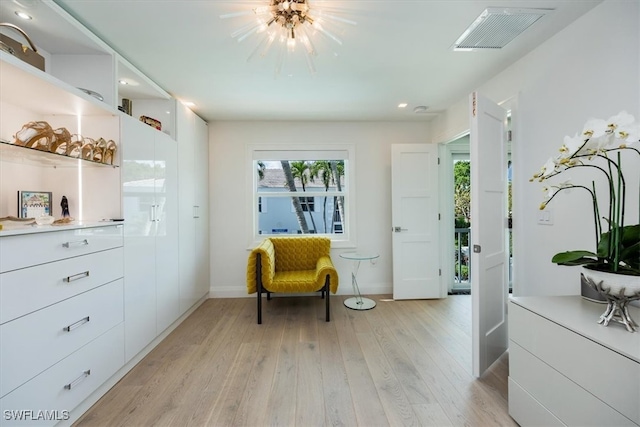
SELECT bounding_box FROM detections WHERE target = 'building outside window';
[251,146,353,242]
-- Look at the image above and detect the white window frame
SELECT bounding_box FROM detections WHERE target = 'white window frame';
[247,143,356,248]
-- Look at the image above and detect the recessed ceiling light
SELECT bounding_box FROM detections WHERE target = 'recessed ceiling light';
[398,103,408,108]
[15,11,32,20]
[118,78,139,86]
[182,101,196,107]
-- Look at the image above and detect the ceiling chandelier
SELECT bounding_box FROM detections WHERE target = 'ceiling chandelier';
[221,0,356,75]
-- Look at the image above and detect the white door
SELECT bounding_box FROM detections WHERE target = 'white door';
[470,92,509,377]
[391,144,441,299]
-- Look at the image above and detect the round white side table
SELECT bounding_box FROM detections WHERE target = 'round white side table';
[339,252,379,310]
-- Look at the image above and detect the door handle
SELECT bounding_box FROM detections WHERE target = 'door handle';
[393,226,408,232]
[64,370,91,390]
[63,271,90,283]
[62,239,89,248]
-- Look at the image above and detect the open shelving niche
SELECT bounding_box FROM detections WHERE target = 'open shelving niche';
[1,0,182,227]
[0,52,121,223]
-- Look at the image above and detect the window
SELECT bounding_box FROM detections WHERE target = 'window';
[250,145,353,243]
[293,196,315,212]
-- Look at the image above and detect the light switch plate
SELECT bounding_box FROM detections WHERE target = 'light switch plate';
[537,209,553,225]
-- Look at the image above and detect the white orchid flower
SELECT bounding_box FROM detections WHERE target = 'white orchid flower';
[582,118,608,139]
[615,122,639,147]
[581,117,612,153]
[539,156,560,179]
[607,111,635,130]
[559,133,586,157]
[556,179,573,191]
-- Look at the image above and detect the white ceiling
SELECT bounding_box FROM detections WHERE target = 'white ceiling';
[8,1,602,122]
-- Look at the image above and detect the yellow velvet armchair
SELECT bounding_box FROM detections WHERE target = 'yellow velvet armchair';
[247,236,339,324]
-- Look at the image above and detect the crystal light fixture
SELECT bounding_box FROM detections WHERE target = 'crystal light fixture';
[221,0,356,75]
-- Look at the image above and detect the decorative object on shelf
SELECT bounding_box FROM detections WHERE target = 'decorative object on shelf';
[0,22,45,71]
[13,120,54,150]
[140,115,161,130]
[531,111,639,330]
[581,269,640,332]
[34,215,55,226]
[77,87,104,102]
[93,137,107,163]
[61,195,70,218]
[9,121,119,166]
[78,137,94,160]
[220,0,356,75]
[50,127,72,154]
[0,216,35,223]
[52,217,74,225]
[103,139,118,165]
[66,134,84,158]
[17,190,52,219]
[122,98,132,116]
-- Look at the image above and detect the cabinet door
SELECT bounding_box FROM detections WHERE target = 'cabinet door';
[154,132,180,333]
[177,104,198,313]
[121,117,157,362]
[193,116,210,301]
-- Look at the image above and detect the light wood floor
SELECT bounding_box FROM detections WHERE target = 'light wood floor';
[74,295,516,426]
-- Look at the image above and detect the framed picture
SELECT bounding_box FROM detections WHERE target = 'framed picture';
[18,191,53,219]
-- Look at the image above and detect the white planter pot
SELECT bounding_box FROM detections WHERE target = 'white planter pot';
[581,267,640,297]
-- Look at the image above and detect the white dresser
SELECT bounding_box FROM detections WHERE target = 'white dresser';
[0,224,124,426]
[509,296,640,427]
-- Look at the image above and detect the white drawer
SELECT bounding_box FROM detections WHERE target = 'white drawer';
[510,302,640,423]
[0,279,123,397]
[0,323,124,427]
[508,377,565,427]
[510,342,636,426]
[0,225,123,273]
[0,247,124,324]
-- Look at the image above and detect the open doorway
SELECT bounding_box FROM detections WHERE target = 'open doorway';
[440,122,513,296]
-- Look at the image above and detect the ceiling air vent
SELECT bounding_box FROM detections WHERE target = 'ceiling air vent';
[452,8,552,51]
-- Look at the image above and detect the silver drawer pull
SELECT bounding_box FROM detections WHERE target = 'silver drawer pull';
[62,239,89,248]
[63,271,90,283]
[64,370,91,390]
[63,316,90,332]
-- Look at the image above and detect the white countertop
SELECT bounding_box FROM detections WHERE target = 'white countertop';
[510,295,640,364]
[0,220,123,237]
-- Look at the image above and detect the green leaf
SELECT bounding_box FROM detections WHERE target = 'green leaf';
[620,241,640,270]
[597,224,640,262]
[551,251,597,265]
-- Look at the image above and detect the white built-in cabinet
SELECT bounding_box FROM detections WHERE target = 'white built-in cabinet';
[0,1,209,424]
[121,115,180,362]
[0,225,125,427]
[177,103,210,312]
[509,296,640,426]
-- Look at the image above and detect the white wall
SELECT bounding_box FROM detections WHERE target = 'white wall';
[208,121,432,297]
[434,0,640,296]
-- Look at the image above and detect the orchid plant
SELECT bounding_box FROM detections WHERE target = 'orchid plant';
[531,111,640,276]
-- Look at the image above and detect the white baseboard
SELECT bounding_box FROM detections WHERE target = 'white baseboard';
[210,283,393,298]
